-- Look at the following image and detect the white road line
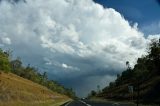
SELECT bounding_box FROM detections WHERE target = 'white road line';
[65,101,72,106]
[79,100,92,106]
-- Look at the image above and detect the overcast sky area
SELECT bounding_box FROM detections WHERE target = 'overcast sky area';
[0,0,160,97]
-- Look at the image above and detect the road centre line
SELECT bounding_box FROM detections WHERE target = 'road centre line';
[79,100,92,106]
[65,101,72,106]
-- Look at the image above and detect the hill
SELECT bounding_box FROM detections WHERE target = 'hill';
[0,48,76,100]
[90,39,160,104]
[0,72,71,106]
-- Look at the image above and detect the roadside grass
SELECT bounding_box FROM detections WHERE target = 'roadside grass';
[0,72,71,106]
[0,99,70,106]
[89,97,158,106]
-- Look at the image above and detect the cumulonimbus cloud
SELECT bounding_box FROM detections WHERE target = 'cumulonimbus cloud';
[0,0,159,97]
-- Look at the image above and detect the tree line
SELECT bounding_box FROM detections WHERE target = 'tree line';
[89,39,160,104]
[0,49,76,98]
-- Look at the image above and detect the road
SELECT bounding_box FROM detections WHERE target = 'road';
[61,100,135,106]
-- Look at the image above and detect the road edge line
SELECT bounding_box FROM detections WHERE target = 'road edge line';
[79,100,91,106]
[65,101,72,106]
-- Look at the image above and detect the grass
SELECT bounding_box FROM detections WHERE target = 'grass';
[0,72,71,106]
[89,97,156,106]
[95,76,160,106]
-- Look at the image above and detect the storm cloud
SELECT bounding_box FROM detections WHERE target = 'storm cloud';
[0,0,159,97]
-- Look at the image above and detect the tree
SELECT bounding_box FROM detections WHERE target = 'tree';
[126,61,131,70]
[148,39,160,75]
[97,85,101,93]
[0,48,76,98]
[90,90,97,97]
[97,38,160,104]
[0,49,11,72]
[10,57,23,74]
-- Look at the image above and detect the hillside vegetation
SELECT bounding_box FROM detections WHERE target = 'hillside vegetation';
[0,48,75,98]
[0,72,70,106]
[91,39,160,104]
[0,48,74,105]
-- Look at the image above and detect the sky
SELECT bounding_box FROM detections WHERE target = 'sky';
[94,0,160,35]
[0,0,160,97]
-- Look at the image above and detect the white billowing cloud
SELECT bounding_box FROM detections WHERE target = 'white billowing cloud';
[62,63,80,71]
[44,57,80,71]
[0,0,160,97]
[0,36,12,45]
[148,34,160,40]
[2,37,11,45]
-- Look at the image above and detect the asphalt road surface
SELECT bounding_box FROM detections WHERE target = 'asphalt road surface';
[61,100,135,106]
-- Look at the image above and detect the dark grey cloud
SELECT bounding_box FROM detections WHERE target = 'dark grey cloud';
[0,0,26,4]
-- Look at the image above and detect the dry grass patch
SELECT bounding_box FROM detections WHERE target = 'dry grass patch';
[0,72,71,106]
